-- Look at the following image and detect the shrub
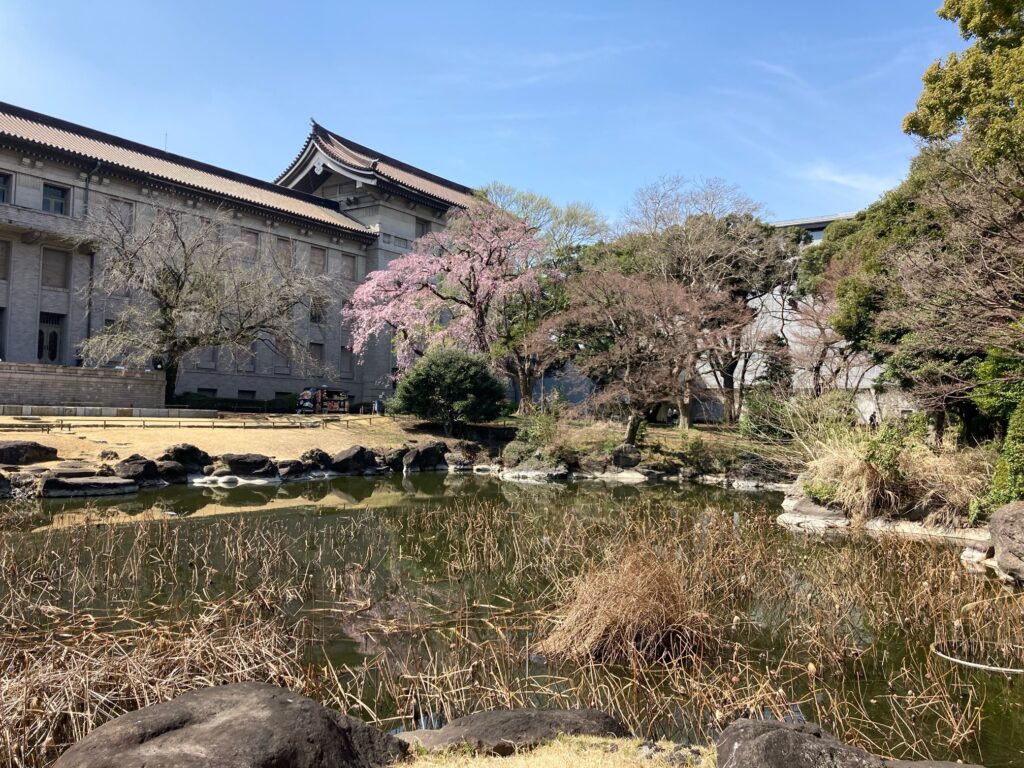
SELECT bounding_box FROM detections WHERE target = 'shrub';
[390,348,506,435]
[983,398,1024,510]
[501,439,534,467]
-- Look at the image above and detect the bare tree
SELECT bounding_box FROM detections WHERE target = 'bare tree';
[80,200,334,403]
[543,272,744,443]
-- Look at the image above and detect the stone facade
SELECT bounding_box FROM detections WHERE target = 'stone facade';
[0,102,473,407]
[0,362,164,408]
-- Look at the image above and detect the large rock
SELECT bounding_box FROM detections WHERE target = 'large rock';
[219,453,280,480]
[300,448,332,470]
[113,454,162,487]
[991,501,1024,583]
[158,444,212,473]
[396,708,627,756]
[717,719,981,768]
[156,460,189,485]
[53,682,407,768]
[611,443,641,469]
[277,459,308,481]
[402,442,449,473]
[0,440,57,465]
[40,476,138,498]
[330,445,375,474]
[0,472,10,499]
[384,447,410,473]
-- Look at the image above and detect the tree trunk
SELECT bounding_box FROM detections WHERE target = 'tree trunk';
[515,370,535,416]
[624,413,642,446]
[163,359,179,406]
[720,359,739,423]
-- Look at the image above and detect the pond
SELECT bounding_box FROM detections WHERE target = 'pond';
[4,474,1023,766]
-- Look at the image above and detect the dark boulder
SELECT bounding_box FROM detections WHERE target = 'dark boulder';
[156,460,188,485]
[384,447,410,472]
[396,708,628,756]
[717,719,981,768]
[300,447,332,470]
[611,444,641,469]
[277,459,308,481]
[330,445,375,474]
[0,472,10,499]
[219,453,280,480]
[53,681,407,768]
[40,476,138,498]
[0,440,57,465]
[402,442,449,473]
[158,444,212,473]
[98,449,119,461]
[113,454,162,487]
[991,502,1024,583]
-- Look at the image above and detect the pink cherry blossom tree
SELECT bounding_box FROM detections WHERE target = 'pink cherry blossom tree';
[347,200,556,412]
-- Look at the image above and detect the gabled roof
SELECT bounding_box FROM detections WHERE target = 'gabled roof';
[0,102,371,237]
[277,121,477,209]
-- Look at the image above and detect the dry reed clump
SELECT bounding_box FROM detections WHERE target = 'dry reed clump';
[0,593,315,768]
[803,433,994,524]
[535,543,721,666]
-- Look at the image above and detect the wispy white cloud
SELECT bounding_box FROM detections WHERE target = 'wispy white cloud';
[798,162,898,196]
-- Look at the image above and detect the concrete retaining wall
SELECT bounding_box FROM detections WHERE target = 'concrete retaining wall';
[0,363,165,408]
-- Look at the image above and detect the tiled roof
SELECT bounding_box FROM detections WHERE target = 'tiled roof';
[0,102,371,236]
[289,123,476,209]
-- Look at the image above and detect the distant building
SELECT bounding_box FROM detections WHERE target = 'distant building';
[772,213,855,244]
[0,102,473,406]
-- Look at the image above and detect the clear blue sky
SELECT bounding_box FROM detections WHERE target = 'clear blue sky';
[0,1,964,223]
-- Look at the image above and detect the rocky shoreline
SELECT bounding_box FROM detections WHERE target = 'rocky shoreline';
[51,681,983,767]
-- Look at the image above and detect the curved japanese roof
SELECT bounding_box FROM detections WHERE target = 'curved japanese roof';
[0,102,371,237]
[277,121,476,209]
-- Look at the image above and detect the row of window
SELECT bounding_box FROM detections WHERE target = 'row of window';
[194,342,354,378]
[0,172,70,215]
[0,239,71,288]
[0,173,365,279]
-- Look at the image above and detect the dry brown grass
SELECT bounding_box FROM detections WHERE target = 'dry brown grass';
[536,544,721,665]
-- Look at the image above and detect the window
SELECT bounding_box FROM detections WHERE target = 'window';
[416,218,431,238]
[309,296,326,324]
[355,255,366,281]
[197,388,217,398]
[42,184,69,215]
[308,342,324,363]
[109,199,134,230]
[196,346,217,369]
[236,389,256,400]
[341,253,356,280]
[274,237,292,267]
[274,391,292,401]
[41,248,69,289]
[38,312,65,364]
[0,174,10,204]
[240,229,259,263]
[309,246,326,274]
[0,240,9,281]
[339,346,354,378]
[273,341,291,375]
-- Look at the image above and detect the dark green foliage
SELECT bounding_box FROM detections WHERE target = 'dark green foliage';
[390,348,506,434]
[971,350,1024,420]
[984,398,1024,508]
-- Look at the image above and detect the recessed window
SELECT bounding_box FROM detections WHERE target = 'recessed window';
[274,237,292,267]
[109,199,134,229]
[0,174,11,204]
[236,389,256,400]
[309,246,326,274]
[341,254,356,280]
[196,346,217,369]
[42,184,69,215]
[416,218,431,238]
[240,229,259,263]
[197,388,217,398]
[308,342,324,363]
[339,346,354,378]
[309,297,326,324]
[0,240,9,281]
[41,248,70,289]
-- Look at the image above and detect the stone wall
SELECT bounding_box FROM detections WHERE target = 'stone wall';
[0,363,164,408]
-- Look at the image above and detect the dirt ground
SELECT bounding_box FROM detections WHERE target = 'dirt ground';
[0,415,442,464]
